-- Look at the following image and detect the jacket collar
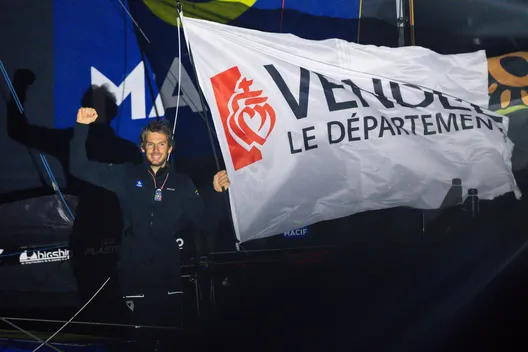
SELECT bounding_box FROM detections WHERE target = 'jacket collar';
[144,159,171,176]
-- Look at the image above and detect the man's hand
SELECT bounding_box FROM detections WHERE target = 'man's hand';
[213,170,230,192]
[76,107,98,125]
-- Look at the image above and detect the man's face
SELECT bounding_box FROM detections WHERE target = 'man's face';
[141,131,173,167]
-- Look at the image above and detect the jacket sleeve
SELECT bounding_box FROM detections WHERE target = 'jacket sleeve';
[69,122,128,192]
[182,176,224,258]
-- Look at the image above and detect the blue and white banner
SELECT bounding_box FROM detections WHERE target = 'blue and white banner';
[53,0,164,145]
[53,0,363,157]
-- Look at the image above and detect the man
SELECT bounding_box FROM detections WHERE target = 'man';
[70,107,230,348]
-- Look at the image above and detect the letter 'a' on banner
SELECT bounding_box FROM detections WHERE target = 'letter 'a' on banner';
[180,16,521,244]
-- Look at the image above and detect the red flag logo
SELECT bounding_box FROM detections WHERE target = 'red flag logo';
[211,66,276,171]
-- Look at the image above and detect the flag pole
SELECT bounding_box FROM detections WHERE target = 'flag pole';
[408,0,415,46]
[396,0,408,47]
[357,0,363,44]
[175,1,243,252]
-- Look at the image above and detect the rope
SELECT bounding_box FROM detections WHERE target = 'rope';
[178,7,247,251]
[0,61,75,222]
[357,0,363,43]
[279,0,285,33]
[408,0,415,45]
[116,0,150,44]
[31,277,111,351]
[0,319,63,352]
[172,15,183,136]
[177,9,223,173]
[2,317,187,331]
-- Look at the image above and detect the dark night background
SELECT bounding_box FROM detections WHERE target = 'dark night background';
[0,0,527,350]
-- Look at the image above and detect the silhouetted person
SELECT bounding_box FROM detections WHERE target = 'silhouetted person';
[7,69,143,321]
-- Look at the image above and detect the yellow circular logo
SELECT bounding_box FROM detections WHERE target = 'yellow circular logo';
[143,0,257,26]
[488,52,528,115]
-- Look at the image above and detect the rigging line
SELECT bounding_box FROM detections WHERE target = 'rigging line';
[114,0,217,136]
[162,57,219,139]
[116,0,150,44]
[16,5,220,339]
[0,64,22,111]
[122,2,216,130]
[0,66,48,188]
[155,51,217,135]
[166,61,214,128]
[138,43,162,121]
[1,317,188,331]
[119,0,128,134]
[114,0,161,122]
[39,156,75,221]
[0,319,63,352]
[408,0,415,46]
[105,0,130,134]
[207,245,335,256]
[0,130,73,299]
[31,277,111,352]
[0,103,74,304]
[178,11,221,173]
[0,61,75,221]
[1,87,48,191]
[178,8,247,252]
[357,0,363,44]
[121,0,128,132]
[112,1,158,123]
[279,0,285,33]
[173,16,183,136]
[29,212,141,350]
[117,0,216,140]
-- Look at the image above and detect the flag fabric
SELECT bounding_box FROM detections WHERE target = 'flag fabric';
[182,16,521,243]
[127,0,365,158]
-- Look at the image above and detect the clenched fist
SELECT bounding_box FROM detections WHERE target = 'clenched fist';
[77,107,98,125]
[213,170,230,192]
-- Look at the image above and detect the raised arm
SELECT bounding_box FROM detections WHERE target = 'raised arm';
[69,107,128,192]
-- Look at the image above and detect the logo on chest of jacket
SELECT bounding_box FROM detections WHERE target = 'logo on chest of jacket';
[136,180,143,188]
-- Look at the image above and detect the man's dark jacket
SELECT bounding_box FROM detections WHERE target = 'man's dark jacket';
[69,122,221,294]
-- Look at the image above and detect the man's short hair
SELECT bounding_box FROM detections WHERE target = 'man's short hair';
[139,119,174,148]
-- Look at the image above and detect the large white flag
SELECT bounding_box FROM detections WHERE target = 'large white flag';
[182,16,521,243]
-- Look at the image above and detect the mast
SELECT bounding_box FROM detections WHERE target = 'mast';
[396,0,413,47]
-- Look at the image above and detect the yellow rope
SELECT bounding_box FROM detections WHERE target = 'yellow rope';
[408,0,415,45]
[357,0,363,43]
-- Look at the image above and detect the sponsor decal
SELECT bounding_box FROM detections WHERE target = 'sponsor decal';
[19,248,70,265]
[283,227,310,238]
[84,238,120,256]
